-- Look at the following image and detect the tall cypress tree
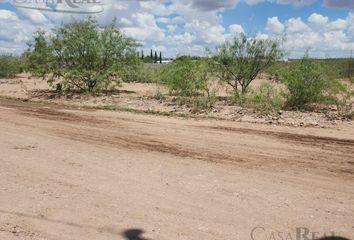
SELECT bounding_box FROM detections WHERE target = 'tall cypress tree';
[141,50,144,60]
[150,49,153,59]
[159,52,162,64]
[154,51,158,63]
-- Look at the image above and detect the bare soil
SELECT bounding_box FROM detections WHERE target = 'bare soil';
[0,97,354,240]
[1,74,352,128]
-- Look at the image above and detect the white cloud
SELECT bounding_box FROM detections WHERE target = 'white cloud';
[262,13,354,58]
[166,32,195,44]
[245,0,316,7]
[167,25,177,33]
[122,13,165,42]
[229,24,245,35]
[185,19,227,44]
[0,1,353,58]
[328,19,347,31]
[0,9,18,21]
[0,9,46,54]
[119,18,133,27]
[285,17,310,33]
[266,17,284,34]
[256,33,269,40]
[308,13,328,31]
[347,13,354,37]
[140,1,173,16]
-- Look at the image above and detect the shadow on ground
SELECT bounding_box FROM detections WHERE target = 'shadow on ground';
[122,229,150,240]
[29,89,136,100]
[1,209,156,239]
[1,210,351,240]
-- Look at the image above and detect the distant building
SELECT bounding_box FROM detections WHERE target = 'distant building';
[160,60,173,64]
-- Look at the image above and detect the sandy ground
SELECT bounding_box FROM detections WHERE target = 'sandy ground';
[1,74,352,128]
[0,98,354,240]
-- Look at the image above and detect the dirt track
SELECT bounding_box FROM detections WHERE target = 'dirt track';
[0,98,354,240]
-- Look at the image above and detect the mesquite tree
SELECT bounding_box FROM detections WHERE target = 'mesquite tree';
[26,17,139,93]
[213,34,283,95]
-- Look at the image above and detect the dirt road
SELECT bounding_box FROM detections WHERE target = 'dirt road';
[0,98,353,240]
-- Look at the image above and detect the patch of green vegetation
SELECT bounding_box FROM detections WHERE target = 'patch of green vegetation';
[278,55,331,110]
[12,17,354,119]
[176,94,217,113]
[157,57,210,97]
[150,88,166,101]
[326,81,354,119]
[229,82,284,114]
[0,55,24,78]
[25,17,140,93]
[100,105,118,111]
[212,33,283,95]
[266,58,354,81]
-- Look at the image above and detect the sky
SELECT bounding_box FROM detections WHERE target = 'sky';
[0,0,353,58]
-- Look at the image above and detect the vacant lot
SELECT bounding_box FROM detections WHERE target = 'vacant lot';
[1,73,353,128]
[0,97,353,240]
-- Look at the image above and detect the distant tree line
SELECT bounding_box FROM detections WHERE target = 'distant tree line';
[138,49,162,64]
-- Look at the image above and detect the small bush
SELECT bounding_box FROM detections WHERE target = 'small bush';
[229,82,283,114]
[327,81,354,118]
[279,55,330,110]
[192,94,217,112]
[0,55,23,78]
[266,58,354,82]
[151,88,165,101]
[157,58,210,97]
[176,94,217,113]
[138,67,158,83]
[118,54,144,83]
[249,82,283,113]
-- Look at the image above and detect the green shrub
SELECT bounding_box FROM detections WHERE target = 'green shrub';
[25,17,140,93]
[176,94,217,113]
[0,55,23,78]
[229,82,283,114]
[249,82,283,113]
[151,88,165,101]
[327,81,354,118]
[279,55,330,110]
[192,94,217,112]
[143,57,154,63]
[158,58,210,97]
[266,58,354,83]
[119,54,144,83]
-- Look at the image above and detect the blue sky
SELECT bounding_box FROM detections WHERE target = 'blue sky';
[223,1,349,33]
[0,0,353,58]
